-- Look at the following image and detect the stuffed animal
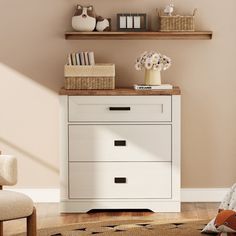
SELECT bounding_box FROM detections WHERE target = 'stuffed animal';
[72,5,111,32]
[214,210,236,236]
[164,3,174,16]
[96,16,110,32]
[72,5,96,31]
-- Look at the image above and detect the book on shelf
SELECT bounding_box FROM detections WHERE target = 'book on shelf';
[71,53,77,65]
[134,84,173,90]
[67,51,96,66]
[79,52,85,65]
[88,52,95,65]
[84,52,89,65]
[75,53,80,65]
[68,54,72,65]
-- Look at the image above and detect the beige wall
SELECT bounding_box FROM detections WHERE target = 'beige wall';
[0,0,235,188]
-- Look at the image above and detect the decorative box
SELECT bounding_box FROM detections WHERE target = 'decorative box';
[159,9,197,32]
[64,63,115,90]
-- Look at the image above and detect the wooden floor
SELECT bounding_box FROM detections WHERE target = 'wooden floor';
[3,202,218,235]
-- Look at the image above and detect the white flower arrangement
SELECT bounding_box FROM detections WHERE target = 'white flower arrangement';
[135,51,172,71]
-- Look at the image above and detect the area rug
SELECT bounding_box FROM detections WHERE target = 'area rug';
[15,219,210,236]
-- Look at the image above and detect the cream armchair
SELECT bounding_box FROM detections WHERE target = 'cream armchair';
[0,155,36,236]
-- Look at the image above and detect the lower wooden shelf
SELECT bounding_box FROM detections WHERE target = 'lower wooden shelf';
[65,31,213,40]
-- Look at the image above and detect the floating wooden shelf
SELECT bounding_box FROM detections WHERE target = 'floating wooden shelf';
[65,31,213,40]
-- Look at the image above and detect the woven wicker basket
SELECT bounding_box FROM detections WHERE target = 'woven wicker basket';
[159,9,197,32]
[64,64,115,90]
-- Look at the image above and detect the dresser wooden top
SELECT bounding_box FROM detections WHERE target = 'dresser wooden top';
[59,87,181,96]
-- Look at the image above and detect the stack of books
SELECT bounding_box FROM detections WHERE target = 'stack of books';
[134,84,173,90]
[67,51,95,66]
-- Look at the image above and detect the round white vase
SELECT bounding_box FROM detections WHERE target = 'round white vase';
[144,69,162,85]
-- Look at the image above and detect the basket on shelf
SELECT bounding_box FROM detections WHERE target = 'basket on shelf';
[64,63,115,90]
[158,9,197,32]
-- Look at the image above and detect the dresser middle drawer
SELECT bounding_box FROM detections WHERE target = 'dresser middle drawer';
[69,124,172,162]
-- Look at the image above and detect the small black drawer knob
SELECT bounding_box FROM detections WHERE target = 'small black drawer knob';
[114,140,126,146]
[109,107,131,111]
[114,177,127,184]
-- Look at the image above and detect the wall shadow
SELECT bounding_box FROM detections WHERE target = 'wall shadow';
[0,137,59,174]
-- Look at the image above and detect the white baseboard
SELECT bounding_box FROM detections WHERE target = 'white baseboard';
[181,188,228,202]
[5,188,229,203]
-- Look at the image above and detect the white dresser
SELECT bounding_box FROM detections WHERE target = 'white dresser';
[59,88,181,212]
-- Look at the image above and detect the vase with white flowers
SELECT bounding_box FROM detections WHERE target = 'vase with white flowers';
[135,51,171,85]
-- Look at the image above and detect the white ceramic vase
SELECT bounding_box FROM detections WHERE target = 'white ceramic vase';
[145,69,162,85]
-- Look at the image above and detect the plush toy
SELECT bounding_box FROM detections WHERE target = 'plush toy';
[96,16,110,32]
[72,5,111,32]
[72,5,96,32]
[202,184,236,235]
[164,2,174,16]
[214,210,236,236]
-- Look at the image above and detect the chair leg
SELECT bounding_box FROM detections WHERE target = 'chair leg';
[0,222,3,236]
[27,207,37,236]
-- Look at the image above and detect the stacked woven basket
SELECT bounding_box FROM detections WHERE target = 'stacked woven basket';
[159,9,197,32]
[64,63,115,90]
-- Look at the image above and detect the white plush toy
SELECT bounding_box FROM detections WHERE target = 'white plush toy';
[164,2,174,16]
[72,5,96,32]
[96,16,110,32]
[72,5,110,32]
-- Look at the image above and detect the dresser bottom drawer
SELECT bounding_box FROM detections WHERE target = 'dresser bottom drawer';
[69,162,171,199]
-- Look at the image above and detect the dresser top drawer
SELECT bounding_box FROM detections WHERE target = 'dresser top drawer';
[68,96,172,122]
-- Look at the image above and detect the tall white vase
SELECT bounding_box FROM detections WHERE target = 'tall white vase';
[145,69,162,85]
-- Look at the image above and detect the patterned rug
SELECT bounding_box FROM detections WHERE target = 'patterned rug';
[15,219,209,236]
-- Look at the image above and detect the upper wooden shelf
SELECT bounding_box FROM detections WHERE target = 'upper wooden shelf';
[65,31,213,40]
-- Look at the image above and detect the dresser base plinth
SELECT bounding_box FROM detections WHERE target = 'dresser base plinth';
[60,200,181,213]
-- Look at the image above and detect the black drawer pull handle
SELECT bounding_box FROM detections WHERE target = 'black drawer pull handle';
[114,140,126,146]
[114,177,127,184]
[109,107,131,111]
